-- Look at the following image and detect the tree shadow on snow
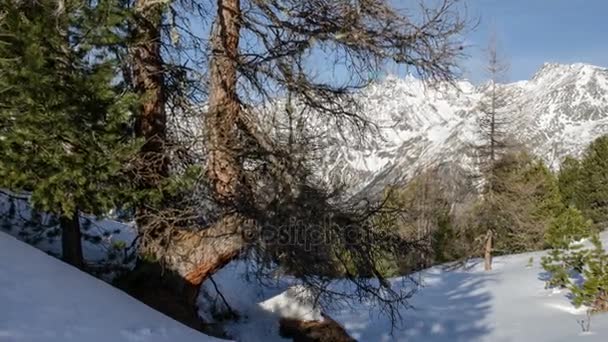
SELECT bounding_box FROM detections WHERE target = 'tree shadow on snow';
[336,269,496,342]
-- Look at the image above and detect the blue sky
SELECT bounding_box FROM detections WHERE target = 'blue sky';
[463,0,608,83]
[186,1,607,86]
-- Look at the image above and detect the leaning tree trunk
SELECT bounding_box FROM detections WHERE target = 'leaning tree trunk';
[152,214,248,301]
[176,0,252,296]
[148,0,250,300]
[123,0,249,330]
[123,214,248,333]
[60,210,84,269]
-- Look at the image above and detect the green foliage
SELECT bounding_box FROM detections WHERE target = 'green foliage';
[541,206,593,290]
[570,235,608,311]
[545,207,593,249]
[431,214,463,264]
[373,170,466,274]
[542,231,608,311]
[558,157,582,208]
[526,256,533,268]
[541,242,588,289]
[558,135,608,226]
[474,152,564,254]
[578,136,608,226]
[541,248,573,288]
[0,1,146,218]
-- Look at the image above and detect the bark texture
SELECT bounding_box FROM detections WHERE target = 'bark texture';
[128,0,249,315]
[160,214,247,288]
[206,0,249,206]
[120,214,248,335]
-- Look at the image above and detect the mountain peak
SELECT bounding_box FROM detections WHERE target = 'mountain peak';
[532,62,606,82]
[319,61,608,196]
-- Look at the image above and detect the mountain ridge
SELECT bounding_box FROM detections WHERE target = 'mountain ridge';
[319,62,608,197]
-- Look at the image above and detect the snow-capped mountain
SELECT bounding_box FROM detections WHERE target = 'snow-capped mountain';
[320,63,608,197]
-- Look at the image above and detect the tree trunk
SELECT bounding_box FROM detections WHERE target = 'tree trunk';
[132,0,167,181]
[119,214,248,334]
[158,214,247,289]
[484,229,493,271]
[206,0,249,206]
[123,0,251,331]
[60,211,84,269]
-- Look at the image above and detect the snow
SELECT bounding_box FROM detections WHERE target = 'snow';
[201,233,608,342]
[3,195,608,341]
[321,62,608,196]
[197,261,322,341]
[329,248,608,342]
[0,231,226,342]
[0,192,137,265]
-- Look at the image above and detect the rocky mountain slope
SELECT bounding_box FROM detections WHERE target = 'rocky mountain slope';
[319,63,608,197]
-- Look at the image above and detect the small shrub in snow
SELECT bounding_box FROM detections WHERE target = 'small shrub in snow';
[526,256,533,268]
[541,248,581,289]
[541,216,608,313]
[541,208,592,288]
[570,235,608,312]
[577,309,592,333]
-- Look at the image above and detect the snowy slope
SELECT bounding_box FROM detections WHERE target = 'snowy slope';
[331,245,608,342]
[320,63,608,196]
[204,232,608,342]
[0,231,226,342]
[3,201,608,342]
[0,192,137,266]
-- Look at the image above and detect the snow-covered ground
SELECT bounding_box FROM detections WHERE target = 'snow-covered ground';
[331,250,608,342]
[203,232,608,342]
[0,232,225,342]
[3,193,608,341]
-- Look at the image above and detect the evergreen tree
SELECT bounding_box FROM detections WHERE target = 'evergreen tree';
[541,206,608,312]
[122,0,468,321]
[545,207,592,249]
[578,136,608,226]
[558,135,608,227]
[470,152,563,254]
[571,234,608,312]
[558,156,583,209]
[541,207,592,288]
[0,0,141,268]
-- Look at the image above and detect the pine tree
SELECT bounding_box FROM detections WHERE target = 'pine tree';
[545,207,592,249]
[471,152,564,255]
[571,234,608,312]
[124,0,468,322]
[541,207,592,289]
[558,135,608,227]
[578,136,608,226]
[540,208,608,312]
[558,156,583,208]
[0,0,141,268]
